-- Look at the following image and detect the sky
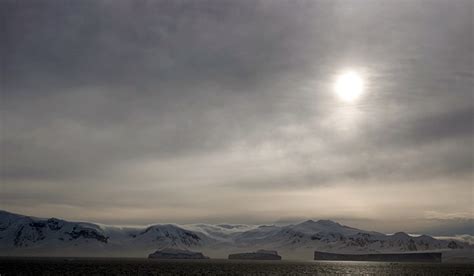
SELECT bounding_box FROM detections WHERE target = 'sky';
[1,0,473,235]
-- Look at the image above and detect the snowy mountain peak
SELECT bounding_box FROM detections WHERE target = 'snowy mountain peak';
[297,219,346,229]
[391,232,411,239]
[292,219,361,236]
[316,219,339,225]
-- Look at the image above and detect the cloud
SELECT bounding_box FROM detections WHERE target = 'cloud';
[1,0,472,234]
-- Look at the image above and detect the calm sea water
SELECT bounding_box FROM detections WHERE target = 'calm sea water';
[1,257,473,276]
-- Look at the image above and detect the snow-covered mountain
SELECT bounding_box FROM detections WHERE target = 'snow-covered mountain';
[1,210,472,261]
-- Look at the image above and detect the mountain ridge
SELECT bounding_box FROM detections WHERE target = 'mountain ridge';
[1,210,472,261]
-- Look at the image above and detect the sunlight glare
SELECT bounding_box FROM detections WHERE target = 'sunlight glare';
[334,71,365,102]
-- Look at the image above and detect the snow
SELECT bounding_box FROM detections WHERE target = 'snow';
[1,210,472,260]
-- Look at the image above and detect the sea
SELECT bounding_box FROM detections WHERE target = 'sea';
[0,257,473,276]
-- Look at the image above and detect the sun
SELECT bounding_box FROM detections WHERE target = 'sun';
[334,71,365,102]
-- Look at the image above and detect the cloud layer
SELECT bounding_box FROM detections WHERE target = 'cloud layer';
[1,0,472,234]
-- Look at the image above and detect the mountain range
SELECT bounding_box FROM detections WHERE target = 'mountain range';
[1,210,472,262]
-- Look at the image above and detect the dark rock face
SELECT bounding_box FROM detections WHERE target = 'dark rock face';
[448,241,460,249]
[14,223,46,247]
[148,248,209,259]
[46,218,64,231]
[9,216,108,247]
[314,251,442,263]
[65,227,109,243]
[228,249,282,260]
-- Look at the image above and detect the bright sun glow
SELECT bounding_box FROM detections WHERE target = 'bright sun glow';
[334,71,365,102]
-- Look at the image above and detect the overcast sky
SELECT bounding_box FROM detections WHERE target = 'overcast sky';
[1,0,472,235]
